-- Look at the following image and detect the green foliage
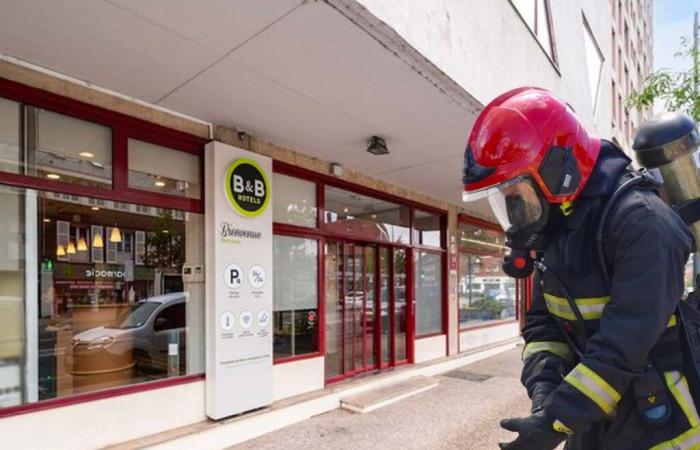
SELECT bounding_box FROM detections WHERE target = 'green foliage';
[142,210,184,270]
[626,38,700,121]
[470,297,506,317]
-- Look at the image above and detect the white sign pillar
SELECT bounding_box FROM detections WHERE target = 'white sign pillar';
[205,141,273,419]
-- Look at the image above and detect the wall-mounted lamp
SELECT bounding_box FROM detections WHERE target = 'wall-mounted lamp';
[330,162,343,177]
[366,136,389,156]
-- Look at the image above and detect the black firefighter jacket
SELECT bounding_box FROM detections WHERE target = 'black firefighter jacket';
[521,141,696,449]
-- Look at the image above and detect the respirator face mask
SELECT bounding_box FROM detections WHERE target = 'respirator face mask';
[463,176,553,278]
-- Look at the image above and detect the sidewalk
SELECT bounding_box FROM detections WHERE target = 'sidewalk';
[233,348,529,450]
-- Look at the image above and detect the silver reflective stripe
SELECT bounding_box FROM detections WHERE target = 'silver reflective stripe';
[544,293,610,321]
[666,371,700,428]
[522,341,574,362]
[564,364,620,416]
[650,426,700,450]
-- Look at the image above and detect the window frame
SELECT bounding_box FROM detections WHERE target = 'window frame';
[272,161,448,363]
[0,78,206,420]
[0,78,206,213]
[457,214,523,334]
[271,229,324,364]
[508,0,560,74]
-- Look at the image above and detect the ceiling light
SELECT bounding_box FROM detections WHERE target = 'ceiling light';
[46,173,61,180]
[366,136,389,156]
[43,218,50,223]
[77,237,88,252]
[56,244,66,257]
[91,206,100,211]
[154,179,166,187]
[79,151,94,159]
[371,214,377,219]
[162,229,170,234]
[92,233,104,249]
[67,241,76,255]
[343,208,349,213]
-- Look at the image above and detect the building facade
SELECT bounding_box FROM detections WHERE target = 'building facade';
[0,1,648,448]
[610,0,654,151]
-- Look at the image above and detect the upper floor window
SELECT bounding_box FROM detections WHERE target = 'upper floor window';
[0,99,113,188]
[128,139,201,199]
[510,0,557,64]
[272,173,317,228]
[582,15,604,114]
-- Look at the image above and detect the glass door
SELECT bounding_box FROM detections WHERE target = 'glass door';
[325,240,409,382]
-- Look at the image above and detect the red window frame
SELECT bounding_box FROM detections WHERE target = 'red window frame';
[0,77,207,213]
[0,78,207,419]
[456,214,524,336]
[271,161,447,365]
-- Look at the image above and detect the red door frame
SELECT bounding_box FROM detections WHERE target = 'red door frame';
[324,239,413,384]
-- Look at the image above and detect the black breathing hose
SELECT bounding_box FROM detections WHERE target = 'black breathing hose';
[534,259,585,358]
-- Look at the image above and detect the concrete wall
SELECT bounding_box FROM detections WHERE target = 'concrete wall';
[459,322,521,353]
[414,335,447,363]
[354,0,613,139]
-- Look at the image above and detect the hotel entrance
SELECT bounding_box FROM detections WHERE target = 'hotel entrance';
[324,240,410,382]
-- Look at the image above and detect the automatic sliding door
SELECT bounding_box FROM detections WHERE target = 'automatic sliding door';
[394,248,408,363]
[379,247,391,368]
[324,241,342,379]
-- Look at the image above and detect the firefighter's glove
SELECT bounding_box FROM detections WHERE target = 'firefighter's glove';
[498,410,568,450]
[530,381,557,414]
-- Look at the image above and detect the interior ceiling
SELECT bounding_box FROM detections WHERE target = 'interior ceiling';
[0,0,494,221]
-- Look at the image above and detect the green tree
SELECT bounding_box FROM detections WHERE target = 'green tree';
[626,38,700,121]
[142,210,184,270]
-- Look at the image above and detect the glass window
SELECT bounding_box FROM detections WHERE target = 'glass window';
[324,186,410,244]
[35,108,113,187]
[583,16,604,112]
[0,185,204,409]
[458,221,517,328]
[510,0,556,62]
[0,97,20,175]
[272,173,317,228]
[458,223,508,256]
[273,235,318,359]
[414,210,443,247]
[459,254,517,327]
[128,139,201,199]
[415,251,443,335]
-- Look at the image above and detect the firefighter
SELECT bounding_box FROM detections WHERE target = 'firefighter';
[462,87,696,449]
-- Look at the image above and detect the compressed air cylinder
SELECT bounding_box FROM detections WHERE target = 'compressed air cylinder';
[633,112,700,245]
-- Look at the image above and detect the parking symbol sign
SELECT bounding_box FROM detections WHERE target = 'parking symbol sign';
[224,263,243,289]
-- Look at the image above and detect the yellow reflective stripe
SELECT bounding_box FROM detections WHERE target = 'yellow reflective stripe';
[650,425,700,450]
[522,341,574,362]
[668,314,678,328]
[564,363,621,417]
[665,371,700,428]
[544,293,610,321]
[552,419,573,435]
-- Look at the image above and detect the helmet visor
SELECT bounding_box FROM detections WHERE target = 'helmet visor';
[464,176,543,232]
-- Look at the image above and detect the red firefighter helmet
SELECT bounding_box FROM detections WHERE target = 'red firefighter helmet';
[462,87,600,233]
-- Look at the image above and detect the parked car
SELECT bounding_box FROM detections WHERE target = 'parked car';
[69,292,186,377]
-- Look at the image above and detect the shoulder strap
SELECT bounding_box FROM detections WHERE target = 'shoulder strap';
[594,169,660,285]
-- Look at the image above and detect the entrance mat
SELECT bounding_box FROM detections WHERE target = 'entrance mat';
[442,370,493,383]
[340,376,439,414]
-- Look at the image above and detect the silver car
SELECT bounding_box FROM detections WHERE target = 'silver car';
[69,292,186,377]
